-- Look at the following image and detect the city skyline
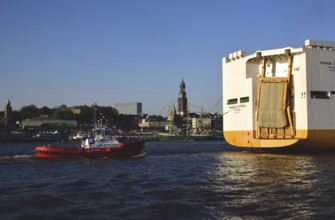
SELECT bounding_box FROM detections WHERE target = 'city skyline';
[1,0,335,115]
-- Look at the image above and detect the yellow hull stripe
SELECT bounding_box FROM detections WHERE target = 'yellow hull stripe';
[224,130,335,149]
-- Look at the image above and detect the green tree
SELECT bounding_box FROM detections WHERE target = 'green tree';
[149,115,165,121]
[116,114,139,131]
[96,106,118,126]
[59,104,68,109]
[38,106,53,116]
[77,105,94,126]
[20,105,39,119]
[53,108,75,120]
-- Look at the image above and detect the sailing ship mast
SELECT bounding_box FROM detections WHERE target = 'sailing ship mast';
[167,101,175,133]
[199,106,204,133]
[183,101,191,137]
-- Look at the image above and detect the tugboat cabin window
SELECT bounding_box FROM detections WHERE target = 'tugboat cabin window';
[227,98,238,105]
[311,91,330,99]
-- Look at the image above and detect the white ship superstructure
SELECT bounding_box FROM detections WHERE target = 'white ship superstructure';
[222,39,335,149]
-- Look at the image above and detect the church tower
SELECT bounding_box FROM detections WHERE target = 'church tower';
[178,78,188,117]
[4,99,13,124]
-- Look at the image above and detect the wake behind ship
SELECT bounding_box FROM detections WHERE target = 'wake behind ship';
[222,39,335,150]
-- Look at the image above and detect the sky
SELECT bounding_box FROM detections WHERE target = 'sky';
[1,0,335,115]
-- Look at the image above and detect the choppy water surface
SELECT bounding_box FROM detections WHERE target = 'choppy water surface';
[1,140,335,219]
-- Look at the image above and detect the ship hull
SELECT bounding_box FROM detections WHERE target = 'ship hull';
[223,40,335,150]
[34,140,145,158]
[224,129,335,149]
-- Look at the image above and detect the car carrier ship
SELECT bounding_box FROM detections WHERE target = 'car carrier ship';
[222,39,335,150]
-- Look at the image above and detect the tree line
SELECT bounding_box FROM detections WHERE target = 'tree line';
[1,104,222,132]
[0,104,141,131]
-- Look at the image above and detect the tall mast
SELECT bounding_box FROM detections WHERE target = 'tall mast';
[183,101,191,137]
[167,101,175,133]
[200,106,203,133]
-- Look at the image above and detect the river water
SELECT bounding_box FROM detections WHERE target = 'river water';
[1,140,335,219]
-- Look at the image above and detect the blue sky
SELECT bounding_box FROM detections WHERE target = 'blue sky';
[1,0,335,115]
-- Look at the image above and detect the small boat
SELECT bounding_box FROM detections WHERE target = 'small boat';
[34,125,145,159]
[158,132,189,141]
[72,131,86,140]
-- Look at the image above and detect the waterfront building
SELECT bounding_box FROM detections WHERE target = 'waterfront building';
[138,119,169,130]
[211,115,223,131]
[21,119,77,130]
[70,108,81,115]
[191,117,212,131]
[115,103,142,115]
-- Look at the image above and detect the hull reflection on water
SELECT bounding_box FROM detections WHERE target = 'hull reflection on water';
[211,152,330,218]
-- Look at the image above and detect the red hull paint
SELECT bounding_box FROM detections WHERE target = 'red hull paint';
[34,140,145,159]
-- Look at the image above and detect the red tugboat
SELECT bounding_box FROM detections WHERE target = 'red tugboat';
[34,125,145,159]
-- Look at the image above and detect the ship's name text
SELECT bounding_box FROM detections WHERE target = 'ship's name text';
[229,104,246,112]
[320,61,335,72]
[320,61,333,65]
